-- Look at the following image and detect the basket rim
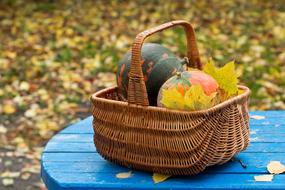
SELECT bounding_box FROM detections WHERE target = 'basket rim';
[90,85,250,116]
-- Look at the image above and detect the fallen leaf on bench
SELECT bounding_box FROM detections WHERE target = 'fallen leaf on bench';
[250,115,265,120]
[116,171,132,179]
[267,161,285,174]
[153,173,171,184]
[254,174,273,182]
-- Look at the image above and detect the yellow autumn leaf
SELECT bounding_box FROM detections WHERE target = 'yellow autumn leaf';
[152,173,171,184]
[203,58,216,76]
[3,104,16,114]
[4,51,17,59]
[238,89,245,95]
[160,88,185,110]
[203,59,238,97]
[36,120,60,137]
[267,161,285,174]
[254,174,274,182]
[184,85,216,111]
[116,171,132,179]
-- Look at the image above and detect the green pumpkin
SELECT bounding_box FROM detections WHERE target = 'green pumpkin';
[116,43,185,105]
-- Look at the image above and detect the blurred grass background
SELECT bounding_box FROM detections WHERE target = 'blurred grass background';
[0,0,284,189]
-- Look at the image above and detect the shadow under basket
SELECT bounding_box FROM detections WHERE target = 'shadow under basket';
[91,85,250,175]
[91,20,251,175]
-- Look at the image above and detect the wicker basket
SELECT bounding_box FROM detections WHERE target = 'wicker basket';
[91,20,250,175]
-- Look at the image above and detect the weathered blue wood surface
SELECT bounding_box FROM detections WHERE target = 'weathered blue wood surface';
[41,111,285,190]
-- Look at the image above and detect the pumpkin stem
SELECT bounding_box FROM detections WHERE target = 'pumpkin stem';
[183,57,189,66]
[176,72,182,78]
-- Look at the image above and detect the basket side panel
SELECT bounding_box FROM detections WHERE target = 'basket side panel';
[91,88,250,175]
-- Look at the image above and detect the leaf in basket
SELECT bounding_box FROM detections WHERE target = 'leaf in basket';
[254,174,274,182]
[160,84,217,111]
[160,88,185,110]
[184,85,217,111]
[238,89,245,95]
[267,161,285,174]
[203,59,238,99]
[116,171,132,179]
[152,173,171,184]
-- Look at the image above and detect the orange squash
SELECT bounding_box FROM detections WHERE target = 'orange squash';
[157,70,219,107]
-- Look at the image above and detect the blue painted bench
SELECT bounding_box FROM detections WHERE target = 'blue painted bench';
[41,111,285,190]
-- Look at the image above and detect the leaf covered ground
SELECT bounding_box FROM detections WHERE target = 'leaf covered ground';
[0,0,284,189]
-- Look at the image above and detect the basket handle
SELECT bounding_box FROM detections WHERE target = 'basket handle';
[128,20,201,106]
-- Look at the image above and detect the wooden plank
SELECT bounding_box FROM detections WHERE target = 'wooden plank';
[44,142,97,152]
[249,128,285,135]
[42,152,102,162]
[60,115,285,134]
[41,169,285,190]
[44,141,285,153]
[250,111,285,117]
[250,119,285,125]
[42,151,285,165]
[61,124,285,134]
[49,133,285,143]
[42,111,285,190]
[60,117,93,134]
[42,152,285,174]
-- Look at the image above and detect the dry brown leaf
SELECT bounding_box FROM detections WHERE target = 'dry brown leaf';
[250,115,265,120]
[152,173,171,184]
[116,171,132,179]
[267,161,285,174]
[254,174,274,182]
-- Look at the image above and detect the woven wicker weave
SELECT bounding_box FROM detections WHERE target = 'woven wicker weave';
[91,20,250,175]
